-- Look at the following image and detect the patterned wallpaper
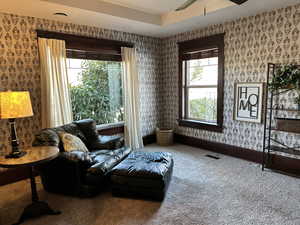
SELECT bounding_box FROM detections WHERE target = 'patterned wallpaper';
[0,13,163,161]
[0,3,299,169]
[161,4,300,157]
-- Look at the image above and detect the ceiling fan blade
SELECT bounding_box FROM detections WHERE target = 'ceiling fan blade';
[175,0,198,11]
[229,0,248,5]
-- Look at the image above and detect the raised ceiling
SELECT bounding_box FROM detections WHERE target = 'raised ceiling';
[0,0,299,37]
[100,0,186,14]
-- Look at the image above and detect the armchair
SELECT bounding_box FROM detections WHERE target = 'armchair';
[33,119,131,197]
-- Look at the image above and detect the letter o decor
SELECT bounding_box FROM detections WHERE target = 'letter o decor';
[248,94,258,106]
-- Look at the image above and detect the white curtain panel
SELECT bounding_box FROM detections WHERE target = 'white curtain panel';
[121,47,144,150]
[38,38,73,128]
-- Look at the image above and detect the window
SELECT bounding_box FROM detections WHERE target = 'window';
[178,34,224,132]
[63,35,127,125]
[37,30,134,126]
[67,58,123,124]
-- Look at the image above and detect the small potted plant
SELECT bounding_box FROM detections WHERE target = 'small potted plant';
[270,64,300,133]
[269,64,300,91]
[269,64,300,107]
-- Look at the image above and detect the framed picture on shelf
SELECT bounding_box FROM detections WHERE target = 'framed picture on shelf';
[234,82,264,123]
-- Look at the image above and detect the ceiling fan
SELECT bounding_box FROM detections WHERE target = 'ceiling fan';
[175,0,248,11]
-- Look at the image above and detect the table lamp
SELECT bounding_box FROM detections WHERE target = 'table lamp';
[0,91,33,158]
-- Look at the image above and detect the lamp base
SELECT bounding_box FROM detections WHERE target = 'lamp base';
[5,151,27,159]
[6,118,27,159]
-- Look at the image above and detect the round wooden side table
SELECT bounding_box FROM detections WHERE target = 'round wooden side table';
[0,146,61,225]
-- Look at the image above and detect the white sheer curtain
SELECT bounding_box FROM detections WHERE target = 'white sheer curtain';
[38,38,73,128]
[121,47,144,150]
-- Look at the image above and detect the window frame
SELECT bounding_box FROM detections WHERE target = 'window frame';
[178,33,225,133]
[66,58,124,125]
[37,30,133,125]
[36,30,134,61]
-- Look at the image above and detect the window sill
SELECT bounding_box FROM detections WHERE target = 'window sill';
[96,122,124,135]
[178,119,223,133]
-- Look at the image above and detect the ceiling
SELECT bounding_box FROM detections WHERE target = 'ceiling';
[0,0,299,37]
[100,0,186,14]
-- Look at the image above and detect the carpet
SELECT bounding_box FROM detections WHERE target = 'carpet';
[0,144,300,225]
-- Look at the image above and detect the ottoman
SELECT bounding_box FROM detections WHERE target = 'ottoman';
[110,151,173,200]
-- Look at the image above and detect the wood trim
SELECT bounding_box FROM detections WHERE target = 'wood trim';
[97,125,124,135]
[97,123,156,146]
[36,30,134,48]
[178,54,184,119]
[1,133,156,186]
[174,133,300,175]
[178,33,225,53]
[178,120,223,133]
[178,33,224,132]
[182,48,219,60]
[0,167,36,186]
[217,35,225,130]
[36,30,133,61]
[3,133,298,185]
[67,49,122,61]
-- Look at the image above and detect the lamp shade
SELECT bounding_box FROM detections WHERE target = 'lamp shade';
[0,91,33,119]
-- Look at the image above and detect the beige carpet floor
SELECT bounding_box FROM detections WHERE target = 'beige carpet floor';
[1,144,300,225]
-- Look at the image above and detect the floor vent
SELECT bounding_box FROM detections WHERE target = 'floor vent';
[205,154,220,160]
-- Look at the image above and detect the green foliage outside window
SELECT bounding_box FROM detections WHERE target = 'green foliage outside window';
[189,97,217,122]
[189,66,203,83]
[69,60,123,124]
[188,63,216,122]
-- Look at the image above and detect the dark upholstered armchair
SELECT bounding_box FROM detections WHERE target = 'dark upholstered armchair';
[33,119,131,197]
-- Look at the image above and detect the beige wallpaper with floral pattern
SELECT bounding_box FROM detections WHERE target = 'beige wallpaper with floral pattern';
[161,4,300,158]
[0,3,299,174]
[0,13,163,167]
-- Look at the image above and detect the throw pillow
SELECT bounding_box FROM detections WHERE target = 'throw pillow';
[32,129,60,147]
[59,132,89,153]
